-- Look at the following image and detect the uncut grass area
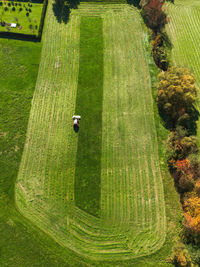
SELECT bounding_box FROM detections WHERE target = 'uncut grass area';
[75,17,103,217]
[0,1,43,35]
[0,39,68,267]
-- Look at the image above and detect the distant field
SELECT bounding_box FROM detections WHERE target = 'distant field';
[0,1,43,35]
[166,0,200,87]
[16,1,166,263]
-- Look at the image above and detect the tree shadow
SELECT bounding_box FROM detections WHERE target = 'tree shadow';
[126,0,141,8]
[53,0,79,24]
[158,107,175,130]
[184,106,199,136]
[68,0,79,9]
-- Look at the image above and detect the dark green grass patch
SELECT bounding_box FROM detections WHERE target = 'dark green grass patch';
[74,17,103,217]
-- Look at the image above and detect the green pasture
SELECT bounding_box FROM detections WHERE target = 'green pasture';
[0,1,42,34]
[15,1,167,262]
[75,17,103,217]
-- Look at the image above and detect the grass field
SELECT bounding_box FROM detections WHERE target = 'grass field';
[0,1,43,34]
[15,1,167,262]
[0,39,82,267]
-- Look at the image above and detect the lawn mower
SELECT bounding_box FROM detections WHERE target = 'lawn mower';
[72,115,81,132]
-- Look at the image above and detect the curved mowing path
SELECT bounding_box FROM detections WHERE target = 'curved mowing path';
[16,1,166,261]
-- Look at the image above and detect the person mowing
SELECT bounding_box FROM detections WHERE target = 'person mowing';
[72,115,81,132]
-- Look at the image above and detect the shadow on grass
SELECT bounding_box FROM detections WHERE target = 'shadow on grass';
[53,0,79,24]
[126,0,141,8]
[0,32,40,42]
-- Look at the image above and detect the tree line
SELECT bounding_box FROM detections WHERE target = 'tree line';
[138,0,200,265]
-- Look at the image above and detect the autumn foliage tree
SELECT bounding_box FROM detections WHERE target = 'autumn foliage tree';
[140,0,167,32]
[157,67,197,126]
[151,34,168,70]
[183,196,200,243]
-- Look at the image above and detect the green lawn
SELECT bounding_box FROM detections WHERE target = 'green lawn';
[0,39,84,267]
[0,1,43,35]
[75,17,103,217]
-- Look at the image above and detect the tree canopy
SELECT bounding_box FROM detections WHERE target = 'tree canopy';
[157,67,197,125]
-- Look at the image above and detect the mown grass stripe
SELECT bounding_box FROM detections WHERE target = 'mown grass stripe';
[74,17,103,217]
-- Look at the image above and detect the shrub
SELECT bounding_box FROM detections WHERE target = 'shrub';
[12,6,15,11]
[151,34,168,70]
[19,7,22,11]
[4,6,8,11]
[29,8,31,12]
[172,159,195,193]
[168,130,198,160]
[8,2,11,6]
[26,12,29,16]
[0,2,2,6]
[170,243,193,267]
